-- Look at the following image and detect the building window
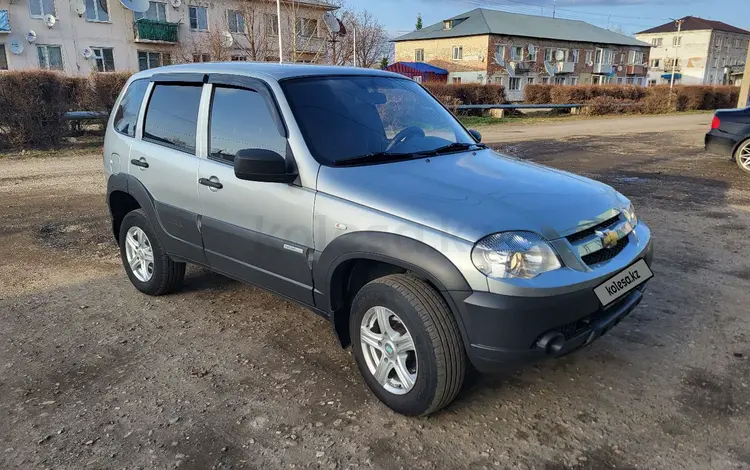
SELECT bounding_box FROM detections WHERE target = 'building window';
[508,77,521,91]
[619,53,625,64]
[452,77,461,84]
[571,49,579,63]
[541,76,549,84]
[714,36,722,47]
[266,14,279,35]
[413,75,422,83]
[713,56,718,68]
[192,54,210,62]
[29,0,55,18]
[585,49,592,64]
[231,55,246,61]
[189,6,208,31]
[452,46,463,60]
[0,44,7,70]
[651,37,663,47]
[135,2,167,22]
[91,47,115,72]
[673,36,681,46]
[227,10,245,33]
[617,77,623,84]
[544,48,552,62]
[86,0,110,22]
[37,45,63,71]
[527,77,534,85]
[528,45,537,61]
[0,9,8,32]
[511,46,523,61]
[496,45,505,60]
[569,77,578,85]
[721,57,727,67]
[296,18,318,38]
[137,50,170,71]
[443,20,452,30]
[415,49,424,62]
[626,77,634,84]
[651,58,660,68]
[628,51,644,65]
[733,38,741,48]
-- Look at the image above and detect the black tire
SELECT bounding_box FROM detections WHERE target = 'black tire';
[349,274,466,416]
[734,139,750,174]
[119,209,185,296]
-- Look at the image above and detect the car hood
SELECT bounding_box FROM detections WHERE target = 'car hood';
[317,149,625,242]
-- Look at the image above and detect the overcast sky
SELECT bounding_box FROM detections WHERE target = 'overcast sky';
[344,0,750,38]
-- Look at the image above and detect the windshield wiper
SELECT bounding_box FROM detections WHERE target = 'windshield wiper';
[332,152,416,167]
[416,142,487,156]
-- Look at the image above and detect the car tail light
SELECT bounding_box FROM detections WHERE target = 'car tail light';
[711,116,721,129]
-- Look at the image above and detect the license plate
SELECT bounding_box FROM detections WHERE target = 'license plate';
[594,259,653,306]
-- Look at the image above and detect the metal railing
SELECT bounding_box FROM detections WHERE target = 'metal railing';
[135,19,179,43]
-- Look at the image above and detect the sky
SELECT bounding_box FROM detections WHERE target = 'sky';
[344,0,750,38]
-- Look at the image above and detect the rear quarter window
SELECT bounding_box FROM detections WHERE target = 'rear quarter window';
[113,79,149,138]
[142,84,203,154]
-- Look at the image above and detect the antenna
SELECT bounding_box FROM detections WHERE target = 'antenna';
[169,0,181,8]
[26,30,37,43]
[119,0,150,13]
[554,50,564,61]
[221,31,233,48]
[8,38,24,55]
[507,61,516,78]
[74,0,86,17]
[44,14,56,28]
[323,11,340,35]
[82,47,94,59]
[544,61,557,76]
[494,52,505,67]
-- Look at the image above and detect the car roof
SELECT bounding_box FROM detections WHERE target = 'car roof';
[130,62,405,83]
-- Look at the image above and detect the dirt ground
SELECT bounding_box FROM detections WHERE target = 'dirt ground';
[1,114,749,470]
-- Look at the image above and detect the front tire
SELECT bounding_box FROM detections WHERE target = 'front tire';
[119,209,185,296]
[735,139,750,174]
[350,274,466,416]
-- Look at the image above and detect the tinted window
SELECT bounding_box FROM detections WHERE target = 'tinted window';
[209,87,285,163]
[143,84,202,154]
[114,79,149,137]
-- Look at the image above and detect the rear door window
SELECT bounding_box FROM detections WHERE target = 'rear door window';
[208,86,286,164]
[143,84,203,154]
[113,79,149,137]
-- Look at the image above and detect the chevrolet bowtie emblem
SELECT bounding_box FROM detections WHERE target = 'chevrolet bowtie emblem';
[596,229,619,249]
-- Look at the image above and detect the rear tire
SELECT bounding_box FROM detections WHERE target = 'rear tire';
[119,209,185,296]
[350,274,466,416]
[734,139,750,174]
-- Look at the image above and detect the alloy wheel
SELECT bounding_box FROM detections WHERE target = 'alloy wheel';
[125,226,154,282]
[360,306,418,395]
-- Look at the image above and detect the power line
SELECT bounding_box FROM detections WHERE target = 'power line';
[449,0,670,23]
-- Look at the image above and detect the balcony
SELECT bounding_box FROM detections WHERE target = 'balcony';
[593,63,613,75]
[627,64,647,75]
[134,19,179,44]
[0,10,10,33]
[556,61,575,74]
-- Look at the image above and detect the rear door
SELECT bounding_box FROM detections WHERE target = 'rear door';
[196,74,315,305]
[128,74,207,263]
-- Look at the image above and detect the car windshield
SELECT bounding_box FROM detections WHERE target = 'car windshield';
[280,75,476,166]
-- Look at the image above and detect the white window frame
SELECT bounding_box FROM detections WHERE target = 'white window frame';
[189,6,208,32]
[544,48,553,62]
[29,0,55,19]
[227,9,245,34]
[673,36,681,46]
[37,44,63,71]
[91,46,115,72]
[569,77,578,85]
[86,0,110,23]
[585,49,592,64]
[413,75,423,84]
[651,58,660,68]
[526,77,534,85]
[137,50,170,70]
[628,50,644,65]
[528,46,537,61]
[496,44,506,60]
[135,2,167,22]
[652,38,663,47]
[508,77,521,91]
[511,45,523,61]
[296,18,318,38]
[452,46,463,60]
[571,49,579,63]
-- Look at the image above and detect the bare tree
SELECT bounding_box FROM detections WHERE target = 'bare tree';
[325,7,386,68]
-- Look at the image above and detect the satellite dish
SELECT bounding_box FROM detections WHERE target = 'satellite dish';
[642,62,649,67]
[507,62,516,78]
[494,53,505,67]
[74,0,86,16]
[119,0,150,13]
[221,31,233,48]
[588,61,594,67]
[323,11,340,35]
[544,61,557,76]
[44,14,56,28]
[478,54,485,62]
[617,65,623,72]
[82,47,94,59]
[8,38,23,55]
[26,30,37,43]
[337,19,347,36]
[554,50,565,61]
[170,0,181,8]
[528,44,535,57]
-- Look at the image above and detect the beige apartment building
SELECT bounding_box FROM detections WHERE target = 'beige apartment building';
[0,0,335,75]
[636,16,749,86]
[394,8,651,101]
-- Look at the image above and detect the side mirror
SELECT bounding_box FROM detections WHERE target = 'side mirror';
[234,148,297,184]
[469,129,482,143]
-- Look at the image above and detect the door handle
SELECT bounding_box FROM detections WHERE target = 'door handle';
[131,158,149,169]
[199,177,223,190]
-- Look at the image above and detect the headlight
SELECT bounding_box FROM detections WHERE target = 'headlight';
[623,203,638,227]
[471,231,562,280]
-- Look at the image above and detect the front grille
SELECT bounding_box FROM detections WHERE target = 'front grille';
[582,237,630,265]
[566,214,621,243]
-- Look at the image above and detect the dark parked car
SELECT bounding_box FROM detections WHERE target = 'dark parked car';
[705,107,750,173]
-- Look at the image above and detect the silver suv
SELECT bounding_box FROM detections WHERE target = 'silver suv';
[104,63,654,416]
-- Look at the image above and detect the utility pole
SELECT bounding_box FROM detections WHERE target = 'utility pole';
[668,18,683,106]
[552,0,556,19]
[276,0,283,63]
[353,24,357,67]
[739,43,750,108]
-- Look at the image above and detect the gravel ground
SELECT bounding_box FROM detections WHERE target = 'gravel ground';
[1,116,749,470]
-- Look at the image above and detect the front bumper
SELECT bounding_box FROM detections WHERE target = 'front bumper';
[705,130,738,157]
[451,232,654,373]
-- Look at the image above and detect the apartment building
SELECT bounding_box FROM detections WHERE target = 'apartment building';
[636,16,749,86]
[393,8,651,101]
[0,0,335,75]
